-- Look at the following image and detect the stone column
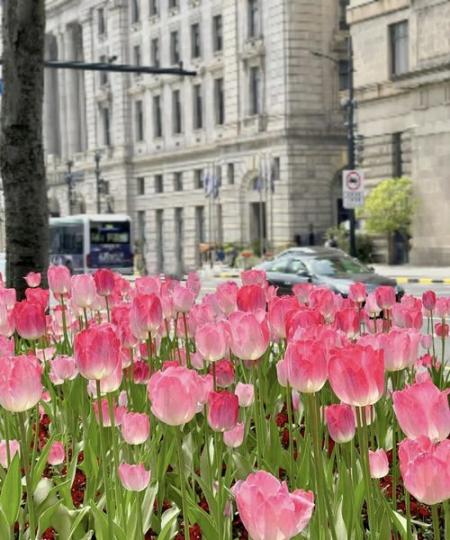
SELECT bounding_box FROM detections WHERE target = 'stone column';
[64,25,81,155]
[43,35,61,156]
[56,32,68,159]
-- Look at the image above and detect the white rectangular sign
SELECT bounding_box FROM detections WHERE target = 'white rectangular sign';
[342,169,365,209]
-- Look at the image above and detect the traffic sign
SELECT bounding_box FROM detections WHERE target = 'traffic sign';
[342,169,364,209]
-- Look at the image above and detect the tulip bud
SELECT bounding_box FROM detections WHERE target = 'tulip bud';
[235,383,254,408]
[223,422,245,448]
[48,442,65,466]
[207,391,239,432]
[368,449,389,479]
[118,463,151,492]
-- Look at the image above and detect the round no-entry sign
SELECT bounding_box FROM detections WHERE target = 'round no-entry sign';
[345,170,362,191]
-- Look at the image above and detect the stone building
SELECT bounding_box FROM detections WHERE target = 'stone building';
[348,0,450,265]
[2,0,348,274]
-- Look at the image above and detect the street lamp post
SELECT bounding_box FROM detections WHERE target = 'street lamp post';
[66,160,74,215]
[311,38,357,257]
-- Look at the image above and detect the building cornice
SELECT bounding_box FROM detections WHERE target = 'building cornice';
[347,0,409,24]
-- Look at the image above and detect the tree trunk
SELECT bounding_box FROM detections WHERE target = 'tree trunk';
[0,0,48,298]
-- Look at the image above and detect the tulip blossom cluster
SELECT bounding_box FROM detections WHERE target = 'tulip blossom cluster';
[0,267,448,540]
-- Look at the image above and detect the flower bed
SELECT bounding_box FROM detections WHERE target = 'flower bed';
[0,268,448,539]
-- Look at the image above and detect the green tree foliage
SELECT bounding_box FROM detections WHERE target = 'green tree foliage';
[358,177,415,235]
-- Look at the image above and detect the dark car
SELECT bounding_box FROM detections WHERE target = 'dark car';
[255,247,404,298]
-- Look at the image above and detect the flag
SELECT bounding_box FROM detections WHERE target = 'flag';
[203,173,214,198]
[254,177,263,193]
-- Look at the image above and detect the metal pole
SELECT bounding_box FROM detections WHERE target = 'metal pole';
[66,160,73,215]
[347,37,357,258]
[95,152,101,214]
[208,186,213,269]
[258,183,264,258]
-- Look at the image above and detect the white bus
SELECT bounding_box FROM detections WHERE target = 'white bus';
[49,214,133,274]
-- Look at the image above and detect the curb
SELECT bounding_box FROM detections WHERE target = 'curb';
[215,272,240,279]
[395,277,450,285]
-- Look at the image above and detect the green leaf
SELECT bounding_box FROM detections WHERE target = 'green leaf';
[0,506,11,539]
[37,501,61,538]
[0,453,21,526]
[142,481,159,534]
[32,434,56,490]
[391,510,408,539]
[158,506,180,540]
[67,506,91,540]
[90,500,109,540]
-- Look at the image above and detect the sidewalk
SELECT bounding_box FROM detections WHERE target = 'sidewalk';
[373,264,450,285]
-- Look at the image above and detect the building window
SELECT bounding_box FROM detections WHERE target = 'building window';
[339,0,349,30]
[135,100,144,141]
[194,169,203,189]
[273,157,280,180]
[155,174,164,193]
[98,8,106,35]
[193,84,203,130]
[151,38,160,68]
[338,60,349,91]
[133,45,142,77]
[149,0,159,16]
[172,89,182,134]
[169,0,179,9]
[191,23,201,59]
[174,172,183,191]
[227,163,235,185]
[248,0,260,39]
[212,15,223,52]
[131,0,140,23]
[249,66,261,115]
[170,30,180,65]
[153,95,163,138]
[214,77,225,125]
[390,21,409,77]
[156,209,164,273]
[392,132,403,177]
[137,177,145,195]
[102,107,111,147]
[99,55,108,85]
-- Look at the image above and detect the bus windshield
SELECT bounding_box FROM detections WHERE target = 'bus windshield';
[90,221,130,245]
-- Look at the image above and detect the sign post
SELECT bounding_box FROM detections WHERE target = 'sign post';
[342,170,365,209]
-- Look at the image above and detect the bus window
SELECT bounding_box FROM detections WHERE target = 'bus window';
[50,224,83,254]
[90,221,130,245]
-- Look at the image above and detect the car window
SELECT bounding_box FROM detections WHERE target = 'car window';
[286,259,308,275]
[311,256,369,276]
[270,259,289,273]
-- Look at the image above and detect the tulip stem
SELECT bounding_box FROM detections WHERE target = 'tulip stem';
[285,384,295,486]
[95,381,114,537]
[175,429,190,540]
[17,413,36,539]
[443,501,449,540]
[105,295,110,322]
[137,491,144,539]
[357,407,375,535]
[107,394,126,528]
[182,314,191,368]
[432,505,440,540]
[405,491,412,540]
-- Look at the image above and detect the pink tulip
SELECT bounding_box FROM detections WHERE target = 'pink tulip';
[48,441,65,466]
[133,361,151,384]
[235,382,254,407]
[48,265,71,297]
[399,436,450,505]
[435,322,449,337]
[24,272,41,288]
[241,269,267,287]
[329,344,385,407]
[279,340,328,393]
[422,291,436,312]
[215,282,238,315]
[375,286,396,310]
[349,282,366,304]
[148,366,205,426]
[325,404,356,443]
[391,304,423,330]
[130,294,163,340]
[233,471,315,540]
[0,440,20,468]
[368,449,389,478]
[434,297,449,319]
[195,322,228,362]
[93,358,123,394]
[207,391,239,432]
[173,285,195,313]
[118,463,151,492]
[93,398,126,427]
[49,356,79,385]
[186,272,201,298]
[212,359,235,387]
[74,323,120,380]
[268,297,298,340]
[121,412,150,445]
[309,288,337,322]
[13,300,46,340]
[71,274,97,308]
[224,422,245,448]
[0,355,42,412]
[377,329,421,371]
[25,288,49,311]
[94,269,115,296]
[0,337,14,357]
[393,380,450,442]
[135,276,161,296]
[292,283,313,305]
[228,311,269,361]
[237,285,266,313]
[334,308,360,339]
